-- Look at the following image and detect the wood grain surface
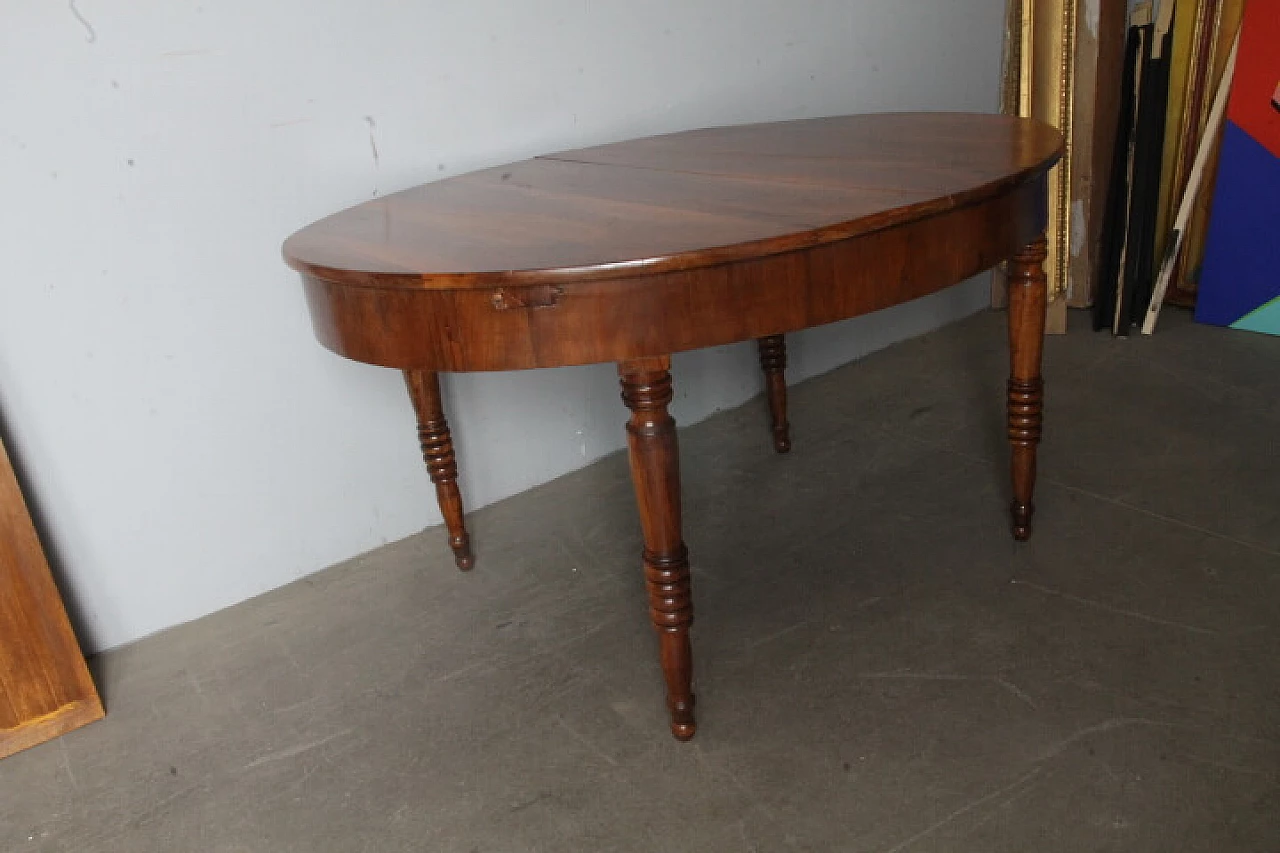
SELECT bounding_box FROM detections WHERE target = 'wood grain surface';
[286,113,1062,291]
[0,436,103,760]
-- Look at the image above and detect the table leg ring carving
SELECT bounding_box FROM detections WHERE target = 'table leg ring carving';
[1006,235,1048,543]
[1006,377,1043,541]
[757,335,792,453]
[404,370,474,571]
[645,546,696,740]
[416,421,474,569]
[620,357,697,740]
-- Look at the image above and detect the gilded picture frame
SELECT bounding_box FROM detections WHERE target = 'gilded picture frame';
[997,0,1079,334]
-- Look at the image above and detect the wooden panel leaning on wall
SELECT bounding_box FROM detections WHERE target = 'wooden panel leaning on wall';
[0,434,103,759]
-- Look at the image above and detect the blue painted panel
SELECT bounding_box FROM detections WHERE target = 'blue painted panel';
[1195,122,1280,331]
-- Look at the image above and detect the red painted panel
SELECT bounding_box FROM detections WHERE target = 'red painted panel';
[1226,0,1280,158]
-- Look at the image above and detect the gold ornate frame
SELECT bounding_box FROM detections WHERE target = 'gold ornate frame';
[999,0,1079,334]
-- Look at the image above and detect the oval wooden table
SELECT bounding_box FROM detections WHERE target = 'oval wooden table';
[285,113,1064,740]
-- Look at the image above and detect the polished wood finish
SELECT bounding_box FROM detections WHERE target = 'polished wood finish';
[287,115,1061,294]
[0,436,103,759]
[1006,236,1049,541]
[756,335,791,453]
[403,370,473,570]
[296,179,1048,372]
[285,113,1063,739]
[619,358,695,740]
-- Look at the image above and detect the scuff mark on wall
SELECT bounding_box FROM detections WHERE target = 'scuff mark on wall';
[364,116,380,167]
[365,116,380,197]
[68,0,97,43]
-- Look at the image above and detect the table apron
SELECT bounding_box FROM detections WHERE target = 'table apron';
[302,175,1048,372]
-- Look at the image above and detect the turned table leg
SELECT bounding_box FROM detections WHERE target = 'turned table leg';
[618,357,696,741]
[757,335,792,453]
[1006,236,1048,541]
[403,370,474,570]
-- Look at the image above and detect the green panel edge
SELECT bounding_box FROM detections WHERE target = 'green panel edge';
[1229,295,1280,336]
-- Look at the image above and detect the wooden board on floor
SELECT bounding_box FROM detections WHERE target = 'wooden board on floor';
[0,435,102,759]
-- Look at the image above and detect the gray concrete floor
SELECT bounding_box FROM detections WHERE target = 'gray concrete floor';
[4,309,1279,852]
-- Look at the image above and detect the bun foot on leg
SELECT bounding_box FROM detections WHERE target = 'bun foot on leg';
[450,543,475,571]
[757,335,792,454]
[669,697,697,741]
[1010,500,1034,542]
